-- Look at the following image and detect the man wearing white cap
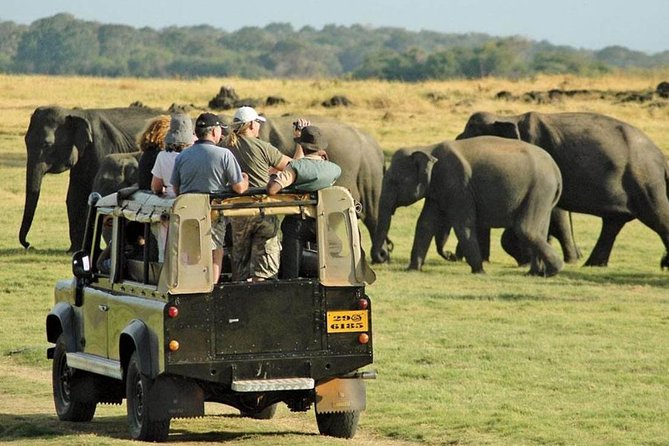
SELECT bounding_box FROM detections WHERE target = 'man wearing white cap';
[225,106,307,282]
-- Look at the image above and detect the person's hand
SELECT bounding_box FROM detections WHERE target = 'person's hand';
[293,118,310,135]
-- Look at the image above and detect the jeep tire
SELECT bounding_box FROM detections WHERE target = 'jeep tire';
[241,402,279,420]
[126,351,170,442]
[52,334,97,422]
[315,410,360,439]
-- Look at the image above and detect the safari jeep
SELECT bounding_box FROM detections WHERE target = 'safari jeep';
[46,186,376,442]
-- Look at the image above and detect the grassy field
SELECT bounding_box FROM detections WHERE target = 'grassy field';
[1,72,668,445]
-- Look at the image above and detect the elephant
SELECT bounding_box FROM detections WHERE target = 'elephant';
[255,115,386,251]
[20,106,162,252]
[457,111,669,268]
[91,151,142,196]
[371,145,580,266]
[373,136,565,275]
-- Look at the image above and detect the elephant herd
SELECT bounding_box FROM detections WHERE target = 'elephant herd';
[20,106,669,277]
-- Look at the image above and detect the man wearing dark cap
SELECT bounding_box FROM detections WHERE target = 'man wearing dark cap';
[267,125,341,278]
[171,112,249,282]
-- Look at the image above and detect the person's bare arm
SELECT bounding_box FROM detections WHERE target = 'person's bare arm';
[292,118,309,160]
[151,176,165,195]
[274,154,292,171]
[231,173,249,194]
[267,179,282,195]
[293,144,304,160]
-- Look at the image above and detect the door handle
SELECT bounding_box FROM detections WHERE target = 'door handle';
[98,304,109,312]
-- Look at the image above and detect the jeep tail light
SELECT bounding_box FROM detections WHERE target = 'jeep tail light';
[168,306,179,318]
[358,298,369,310]
[358,333,369,344]
[169,340,180,351]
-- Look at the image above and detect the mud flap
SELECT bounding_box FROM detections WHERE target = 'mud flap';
[146,376,205,419]
[315,378,366,414]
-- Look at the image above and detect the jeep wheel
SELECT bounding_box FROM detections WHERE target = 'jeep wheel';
[315,411,360,439]
[126,351,170,442]
[52,335,96,421]
[241,403,278,420]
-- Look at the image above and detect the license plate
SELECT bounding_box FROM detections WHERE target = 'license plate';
[327,310,369,333]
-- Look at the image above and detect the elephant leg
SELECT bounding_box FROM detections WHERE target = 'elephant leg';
[408,200,441,270]
[549,208,580,263]
[501,228,530,266]
[455,226,489,262]
[435,223,458,262]
[477,226,491,262]
[514,195,563,276]
[452,225,485,274]
[584,217,629,266]
[627,192,669,270]
[65,179,92,252]
[454,240,465,260]
[516,224,563,277]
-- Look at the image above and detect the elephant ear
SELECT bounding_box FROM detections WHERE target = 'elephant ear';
[410,151,438,199]
[66,115,93,157]
[492,121,521,140]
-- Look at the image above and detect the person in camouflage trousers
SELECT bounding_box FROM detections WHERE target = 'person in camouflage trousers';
[225,106,307,281]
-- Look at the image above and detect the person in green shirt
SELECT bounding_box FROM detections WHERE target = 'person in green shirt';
[225,106,307,282]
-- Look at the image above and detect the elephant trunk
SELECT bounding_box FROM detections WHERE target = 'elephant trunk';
[371,186,396,263]
[19,161,48,249]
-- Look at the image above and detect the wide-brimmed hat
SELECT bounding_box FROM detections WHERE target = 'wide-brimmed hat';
[232,106,266,124]
[294,126,328,152]
[165,114,194,145]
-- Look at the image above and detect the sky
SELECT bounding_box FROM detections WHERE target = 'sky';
[2,0,668,54]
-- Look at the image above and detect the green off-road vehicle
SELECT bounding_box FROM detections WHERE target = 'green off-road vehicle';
[46,186,376,441]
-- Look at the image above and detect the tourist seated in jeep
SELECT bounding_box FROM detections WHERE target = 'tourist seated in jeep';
[97,220,149,275]
[267,125,341,279]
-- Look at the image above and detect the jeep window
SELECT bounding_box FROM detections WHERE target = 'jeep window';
[92,213,161,286]
[180,218,202,265]
[326,211,351,263]
[120,220,160,285]
[92,213,114,276]
[327,212,351,259]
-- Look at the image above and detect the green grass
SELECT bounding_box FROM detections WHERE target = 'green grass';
[1,74,668,445]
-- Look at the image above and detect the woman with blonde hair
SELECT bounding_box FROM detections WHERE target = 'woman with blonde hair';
[136,115,170,190]
[225,106,307,282]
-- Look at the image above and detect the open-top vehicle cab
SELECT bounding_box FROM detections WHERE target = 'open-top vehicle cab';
[47,186,375,441]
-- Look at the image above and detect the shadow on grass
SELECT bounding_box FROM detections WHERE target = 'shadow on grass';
[552,268,669,288]
[0,247,71,259]
[464,261,669,289]
[0,413,127,441]
[0,412,313,442]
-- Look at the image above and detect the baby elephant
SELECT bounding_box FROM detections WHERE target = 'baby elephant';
[409,136,564,276]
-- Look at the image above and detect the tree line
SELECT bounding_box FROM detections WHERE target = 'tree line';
[1,13,668,80]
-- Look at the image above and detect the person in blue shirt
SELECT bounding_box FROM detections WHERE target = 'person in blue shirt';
[171,112,248,282]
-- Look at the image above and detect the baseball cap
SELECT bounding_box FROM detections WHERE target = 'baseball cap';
[195,112,226,129]
[232,106,266,124]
